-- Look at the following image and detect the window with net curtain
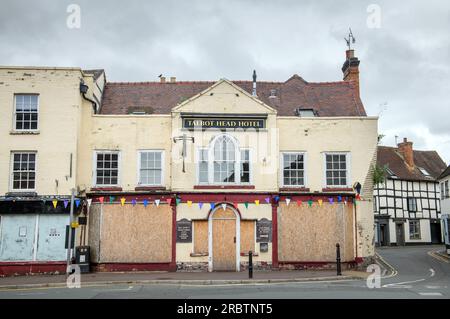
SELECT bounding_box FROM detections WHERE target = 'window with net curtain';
[198,135,250,184]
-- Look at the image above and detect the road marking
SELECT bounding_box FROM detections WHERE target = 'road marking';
[429,268,435,277]
[375,252,398,279]
[425,285,442,289]
[427,251,450,263]
[382,278,426,288]
[419,292,442,296]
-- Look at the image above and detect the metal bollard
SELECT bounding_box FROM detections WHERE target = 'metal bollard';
[336,243,342,276]
[248,250,253,279]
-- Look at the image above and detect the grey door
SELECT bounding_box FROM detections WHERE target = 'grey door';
[430,222,442,244]
[396,223,405,246]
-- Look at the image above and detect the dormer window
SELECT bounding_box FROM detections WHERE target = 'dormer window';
[385,167,397,179]
[295,108,316,117]
[418,167,430,177]
[269,89,277,98]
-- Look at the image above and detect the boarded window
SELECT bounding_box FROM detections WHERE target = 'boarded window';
[240,220,255,254]
[193,220,208,254]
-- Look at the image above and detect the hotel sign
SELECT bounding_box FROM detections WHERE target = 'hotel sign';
[183,118,265,130]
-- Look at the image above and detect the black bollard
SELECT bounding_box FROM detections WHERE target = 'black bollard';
[336,243,342,276]
[248,250,253,279]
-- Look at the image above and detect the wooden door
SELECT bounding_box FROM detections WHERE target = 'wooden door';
[396,223,405,246]
[212,208,236,271]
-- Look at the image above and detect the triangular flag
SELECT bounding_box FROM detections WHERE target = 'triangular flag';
[155,199,160,207]
[286,198,291,206]
[187,200,193,207]
[99,197,104,204]
[233,202,238,208]
[131,199,137,206]
[337,195,342,202]
[328,197,334,204]
[75,199,81,207]
[210,203,215,209]
[109,196,115,204]
[274,196,280,203]
[254,200,260,206]
[344,199,348,205]
[52,200,58,209]
[198,202,204,209]
[143,199,148,207]
[297,200,302,206]
[87,199,92,207]
[308,200,313,207]
[244,202,249,209]
[176,198,182,205]
[318,199,323,206]
[63,200,69,209]
[221,203,227,211]
[120,197,126,206]
[166,198,172,205]
[356,194,361,200]
[265,197,271,204]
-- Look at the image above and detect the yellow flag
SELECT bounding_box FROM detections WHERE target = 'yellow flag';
[52,200,58,208]
[255,200,260,206]
[120,198,126,206]
[187,200,192,207]
[318,199,323,206]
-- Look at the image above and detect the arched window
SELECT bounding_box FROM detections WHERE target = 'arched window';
[197,134,251,185]
[213,135,236,183]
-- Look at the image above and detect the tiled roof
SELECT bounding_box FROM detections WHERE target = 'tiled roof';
[377,146,447,181]
[99,74,366,116]
[438,165,450,180]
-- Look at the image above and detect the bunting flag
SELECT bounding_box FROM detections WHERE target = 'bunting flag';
[265,197,271,204]
[52,200,58,209]
[87,199,92,208]
[99,197,104,204]
[109,196,115,204]
[328,197,334,204]
[143,199,148,207]
[233,202,239,208]
[166,198,172,206]
[308,199,313,207]
[318,199,323,206]
[344,199,348,205]
[198,202,204,209]
[297,200,302,206]
[244,202,249,209]
[254,200,260,206]
[63,200,69,209]
[187,200,193,207]
[120,198,126,206]
[75,199,81,208]
[286,198,291,206]
[221,203,227,211]
[155,199,161,207]
[131,199,137,206]
[337,195,342,202]
[210,203,215,209]
[356,194,361,200]
[176,198,182,206]
[274,196,280,203]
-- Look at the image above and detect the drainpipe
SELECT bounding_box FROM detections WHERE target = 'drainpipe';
[80,82,97,114]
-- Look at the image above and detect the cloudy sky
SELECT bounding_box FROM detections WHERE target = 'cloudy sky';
[1,0,449,163]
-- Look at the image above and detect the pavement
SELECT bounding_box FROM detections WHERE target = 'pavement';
[0,269,364,290]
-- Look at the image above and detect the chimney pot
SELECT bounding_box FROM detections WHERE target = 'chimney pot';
[160,76,166,83]
[170,76,176,83]
[342,49,360,97]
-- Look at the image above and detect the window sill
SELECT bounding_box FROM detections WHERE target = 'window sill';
[279,187,310,192]
[322,187,353,192]
[193,185,255,190]
[135,186,166,191]
[90,187,123,192]
[10,130,40,135]
[190,252,208,257]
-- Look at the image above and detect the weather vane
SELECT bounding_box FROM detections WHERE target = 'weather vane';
[344,28,356,50]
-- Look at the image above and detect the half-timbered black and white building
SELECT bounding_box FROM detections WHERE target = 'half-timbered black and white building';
[374,138,447,246]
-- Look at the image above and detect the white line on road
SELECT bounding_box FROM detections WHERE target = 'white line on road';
[429,268,435,277]
[418,292,442,296]
[382,278,426,288]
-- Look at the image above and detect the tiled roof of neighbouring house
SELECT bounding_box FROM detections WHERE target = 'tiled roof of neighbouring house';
[438,165,450,180]
[99,74,366,117]
[378,146,447,181]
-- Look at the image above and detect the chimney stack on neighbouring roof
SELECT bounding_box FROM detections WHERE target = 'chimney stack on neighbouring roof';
[160,76,166,83]
[342,49,360,97]
[398,137,415,168]
[170,76,176,83]
[252,70,257,96]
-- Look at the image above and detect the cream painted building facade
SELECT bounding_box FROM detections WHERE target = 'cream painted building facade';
[1,49,378,274]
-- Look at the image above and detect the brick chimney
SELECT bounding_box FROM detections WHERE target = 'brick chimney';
[397,137,414,168]
[342,49,360,97]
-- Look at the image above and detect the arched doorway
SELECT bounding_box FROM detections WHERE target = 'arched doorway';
[208,204,240,272]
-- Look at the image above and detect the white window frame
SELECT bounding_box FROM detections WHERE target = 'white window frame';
[409,219,421,240]
[445,180,449,199]
[196,147,209,185]
[13,94,39,132]
[239,148,252,185]
[280,152,307,187]
[9,151,37,192]
[92,150,121,187]
[323,152,351,188]
[137,150,164,186]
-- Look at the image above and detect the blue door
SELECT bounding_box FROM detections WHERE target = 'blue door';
[0,215,37,261]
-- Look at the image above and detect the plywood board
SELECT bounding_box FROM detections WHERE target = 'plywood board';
[99,204,172,263]
[240,220,255,254]
[212,218,236,270]
[193,220,208,254]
